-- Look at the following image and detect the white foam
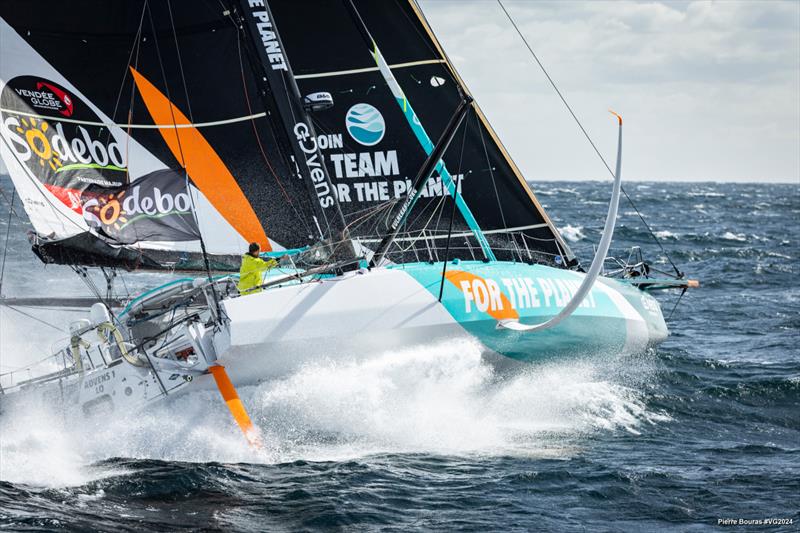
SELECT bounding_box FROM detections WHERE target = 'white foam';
[0,340,669,487]
[721,231,747,242]
[655,230,679,240]
[559,225,586,242]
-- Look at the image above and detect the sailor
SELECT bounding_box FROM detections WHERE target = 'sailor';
[238,242,277,295]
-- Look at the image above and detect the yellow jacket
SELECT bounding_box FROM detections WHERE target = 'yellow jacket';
[238,254,277,295]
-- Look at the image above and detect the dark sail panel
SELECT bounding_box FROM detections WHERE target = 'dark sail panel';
[235,0,355,260]
[2,0,572,270]
[0,0,328,270]
[269,0,574,265]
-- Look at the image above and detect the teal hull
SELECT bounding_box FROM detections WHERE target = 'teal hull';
[391,261,668,362]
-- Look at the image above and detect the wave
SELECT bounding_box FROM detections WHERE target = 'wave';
[720,231,747,242]
[0,340,666,487]
[559,225,585,242]
[654,230,679,240]
[687,191,726,198]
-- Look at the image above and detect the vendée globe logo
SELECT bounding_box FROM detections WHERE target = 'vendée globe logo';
[345,103,385,146]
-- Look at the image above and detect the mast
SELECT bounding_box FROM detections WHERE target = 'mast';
[370,95,473,267]
[341,0,496,262]
[236,0,355,260]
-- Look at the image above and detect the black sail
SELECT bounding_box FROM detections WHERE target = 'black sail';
[0,0,573,271]
[268,0,574,265]
[0,0,337,270]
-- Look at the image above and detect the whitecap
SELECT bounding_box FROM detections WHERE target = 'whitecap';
[0,340,668,485]
[559,225,585,242]
[721,231,747,242]
[655,230,679,240]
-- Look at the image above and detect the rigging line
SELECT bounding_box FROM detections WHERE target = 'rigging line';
[118,267,132,300]
[147,3,187,168]
[151,2,219,306]
[667,287,687,321]
[2,304,66,333]
[432,110,472,237]
[0,185,22,221]
[395,191,447,247]
[343,196,398,220]
[343,200,396,234]
[476,108,508,230]
[393,188,451,256]
[0,108,268,130]
[0,190,15,296]
[438,107,471,299]
[389,111,468,236]
[235,33,311,236]
[167,0,195,123]
[429,118,472,237]
[0,343,72,376]
[106,1,148,145]
[620,186,682,276]
[125,3,144,184]
[71,265,117,319]
[496,0,682,276]
[404,184,449,235]
[164,1,225,306]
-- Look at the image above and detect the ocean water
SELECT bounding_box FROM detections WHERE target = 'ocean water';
[0,180,798,531]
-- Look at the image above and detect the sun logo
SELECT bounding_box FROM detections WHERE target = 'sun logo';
[16,116,63,172]
[93,191,129,230]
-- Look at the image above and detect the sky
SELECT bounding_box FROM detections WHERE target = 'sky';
[0,1,796,183]
[418,0,800,183]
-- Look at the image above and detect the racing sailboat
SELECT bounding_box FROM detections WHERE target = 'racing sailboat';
[0,1,694,436]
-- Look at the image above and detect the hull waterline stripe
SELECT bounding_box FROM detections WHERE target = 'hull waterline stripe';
[0,108,267,130]
[293,59,446,79]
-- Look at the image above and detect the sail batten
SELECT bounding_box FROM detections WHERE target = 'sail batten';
[294,59,446,80]
[0,108,269,129]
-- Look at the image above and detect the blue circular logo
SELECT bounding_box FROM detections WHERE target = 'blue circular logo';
[345,103,385,146]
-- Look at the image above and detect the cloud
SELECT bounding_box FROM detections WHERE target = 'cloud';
[417,0,800,182]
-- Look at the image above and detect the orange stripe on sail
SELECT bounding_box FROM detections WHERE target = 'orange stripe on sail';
[209,365,263,449]
[130,68,270,250]
[444,269,519,321]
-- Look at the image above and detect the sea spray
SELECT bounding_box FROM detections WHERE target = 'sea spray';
[1,339,667,487]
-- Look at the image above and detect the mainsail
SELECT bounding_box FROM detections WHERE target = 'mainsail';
[0,0,573,272]
[270,0,574,265]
